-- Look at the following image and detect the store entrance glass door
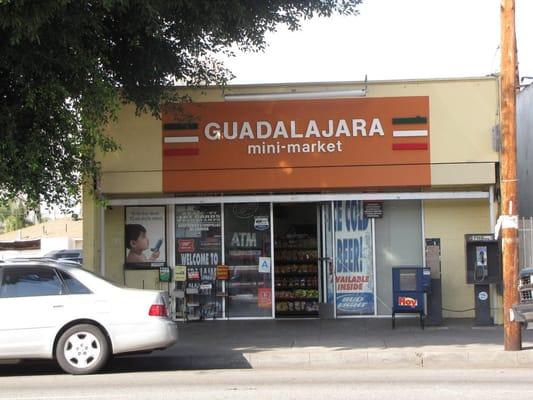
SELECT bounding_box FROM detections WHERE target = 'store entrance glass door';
[225,203,273,318]
[273,203,319,318]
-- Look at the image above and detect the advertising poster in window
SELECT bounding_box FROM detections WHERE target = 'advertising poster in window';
[175,205,222,319]
[334,201,374,315]
[125,206,166,269]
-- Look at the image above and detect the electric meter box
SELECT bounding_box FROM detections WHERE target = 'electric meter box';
[465,234,501,284]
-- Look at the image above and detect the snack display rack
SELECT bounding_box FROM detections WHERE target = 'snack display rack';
[171,284,186,321]
[176,267,220,321]
[171,265,186,321]
[185,267,201,321]
[274,236,319,317]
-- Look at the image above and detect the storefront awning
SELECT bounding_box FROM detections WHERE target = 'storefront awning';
[106,191,490,206]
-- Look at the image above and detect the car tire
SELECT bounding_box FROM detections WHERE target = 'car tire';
[55,324,109,375]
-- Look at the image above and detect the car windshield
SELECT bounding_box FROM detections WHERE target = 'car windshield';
[44,250,82,259]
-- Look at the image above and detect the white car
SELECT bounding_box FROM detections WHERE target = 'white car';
[0,260,177,374]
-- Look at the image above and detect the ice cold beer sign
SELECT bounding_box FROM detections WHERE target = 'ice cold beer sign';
[334,201,374,315]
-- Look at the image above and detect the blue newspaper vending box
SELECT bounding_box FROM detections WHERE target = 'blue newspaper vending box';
[392,266,431,329]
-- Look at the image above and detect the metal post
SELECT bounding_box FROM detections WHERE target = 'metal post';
[270,202,275,319]
[490,186,496,232]
[372,218,377,316]
[99,205,105,277]
[524,217,533,268]
[500,0,522,351]
[221,203,226,319]
[331,201,337,319]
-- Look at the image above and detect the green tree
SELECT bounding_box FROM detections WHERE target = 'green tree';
[0,199,31,233]
[0,0,361,207]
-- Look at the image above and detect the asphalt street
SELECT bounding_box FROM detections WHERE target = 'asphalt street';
[1,368,533,400]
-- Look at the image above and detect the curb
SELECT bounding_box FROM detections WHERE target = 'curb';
[175,349,533,370]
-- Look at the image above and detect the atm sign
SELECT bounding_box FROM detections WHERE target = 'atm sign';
[398,296,418,308]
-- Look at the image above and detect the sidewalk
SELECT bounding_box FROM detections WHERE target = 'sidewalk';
[146,318,533,369]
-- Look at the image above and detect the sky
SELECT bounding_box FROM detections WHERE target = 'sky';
[224,0,533,85]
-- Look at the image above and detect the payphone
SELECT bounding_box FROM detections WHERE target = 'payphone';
[465,234,501,326]
[425,238,443,326]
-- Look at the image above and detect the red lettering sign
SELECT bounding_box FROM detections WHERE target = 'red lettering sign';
[178,239,195,252]
[398,296,418,308]
[336,275,370,284]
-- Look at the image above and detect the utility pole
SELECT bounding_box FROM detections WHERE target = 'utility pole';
[500,0,521,351]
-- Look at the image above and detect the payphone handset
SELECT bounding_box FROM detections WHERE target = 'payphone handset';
[474,245,488,283]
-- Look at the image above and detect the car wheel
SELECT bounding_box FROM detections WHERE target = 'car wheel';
[56,324,109,375]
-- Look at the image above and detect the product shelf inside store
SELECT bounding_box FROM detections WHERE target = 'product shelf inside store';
[275,297,319,301]
[274,227,319,318]
[275,286,318,290]
[275,272,317,277]
[276,311,319,316]
[275,260,318,265]
[275,247,319,251]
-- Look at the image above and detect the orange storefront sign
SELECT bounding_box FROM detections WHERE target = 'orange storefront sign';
[162,97,430,193]
[216,265,230,281]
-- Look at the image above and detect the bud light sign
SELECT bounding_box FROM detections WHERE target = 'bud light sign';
[336,293,374,314]
[335,201,374,315]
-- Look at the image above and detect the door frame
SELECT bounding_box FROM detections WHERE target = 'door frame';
[319,201,337,319]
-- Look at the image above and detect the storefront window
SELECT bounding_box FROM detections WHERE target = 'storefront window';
[374,200,423,315]
[225,203,272,318]
[334,201,375,316]
[175,205,222,319]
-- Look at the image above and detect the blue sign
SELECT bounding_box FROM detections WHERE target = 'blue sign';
[336,293,374,315]
[334,201,374,316]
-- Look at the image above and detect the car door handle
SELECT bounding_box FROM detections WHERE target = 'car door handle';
[52,305,64,308]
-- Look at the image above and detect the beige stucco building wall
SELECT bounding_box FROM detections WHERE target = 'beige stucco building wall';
[423,199,492,319]
[97,77,499,194]
[84,76,501,319]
